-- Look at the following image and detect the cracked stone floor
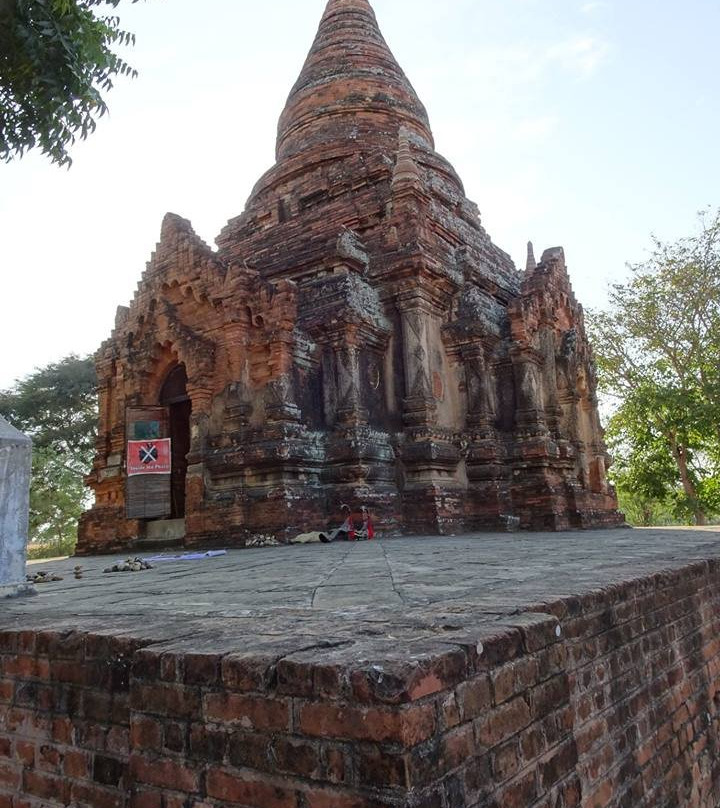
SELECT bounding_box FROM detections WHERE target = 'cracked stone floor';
[2,527,720,651]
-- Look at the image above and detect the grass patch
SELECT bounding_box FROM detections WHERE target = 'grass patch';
[27,537,76,560]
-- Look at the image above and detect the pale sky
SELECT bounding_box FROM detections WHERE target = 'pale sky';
[1,0,719,389]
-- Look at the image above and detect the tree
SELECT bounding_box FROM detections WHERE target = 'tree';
[603,386,701,526]
[588,209,720,525]
[0,355,97,554]
[28,446,88,549]
[0,0,140,167]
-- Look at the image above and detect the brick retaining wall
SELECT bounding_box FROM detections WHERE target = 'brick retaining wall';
[1,559,719,807]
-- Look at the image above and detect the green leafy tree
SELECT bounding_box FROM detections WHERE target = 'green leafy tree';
[0,0,140,166]
[604,386,700,525]
[0,355,97,555]
[28,447,87,553]
[588,210,720,525]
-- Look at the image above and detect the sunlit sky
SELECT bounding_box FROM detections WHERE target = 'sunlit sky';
[1,0,719,389]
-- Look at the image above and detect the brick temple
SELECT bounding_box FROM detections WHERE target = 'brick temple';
[78,0,622,554]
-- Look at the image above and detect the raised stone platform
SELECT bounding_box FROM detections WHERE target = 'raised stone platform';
[5,527,720,625]
[2,528,720,807]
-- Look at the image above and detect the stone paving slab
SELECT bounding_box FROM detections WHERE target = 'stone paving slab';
[3,527,720,661]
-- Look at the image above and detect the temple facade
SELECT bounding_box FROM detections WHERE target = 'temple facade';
[77,0,622,554]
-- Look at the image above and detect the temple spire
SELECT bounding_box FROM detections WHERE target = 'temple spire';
[276,0,433,160]
[323,0,373,11]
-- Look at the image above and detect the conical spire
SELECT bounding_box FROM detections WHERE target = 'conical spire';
[276,0,434,160]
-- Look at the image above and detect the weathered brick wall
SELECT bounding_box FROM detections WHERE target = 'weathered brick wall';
[557,561,720,808]
[0,628,143,808]
[2,560,719,807]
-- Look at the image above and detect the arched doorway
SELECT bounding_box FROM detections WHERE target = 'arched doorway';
[159,365,191,518]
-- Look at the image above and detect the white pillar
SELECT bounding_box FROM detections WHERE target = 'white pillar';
[0,415,35,598]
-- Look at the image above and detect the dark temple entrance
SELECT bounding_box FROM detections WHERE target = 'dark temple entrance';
[160,365,191,519]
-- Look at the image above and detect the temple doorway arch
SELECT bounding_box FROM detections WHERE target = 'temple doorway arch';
[159,364,192,518]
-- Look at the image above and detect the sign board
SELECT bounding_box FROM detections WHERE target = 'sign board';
[126,407,171,520]
[127,439,172,476]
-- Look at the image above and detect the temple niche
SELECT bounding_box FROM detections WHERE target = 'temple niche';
[77,0,622,554]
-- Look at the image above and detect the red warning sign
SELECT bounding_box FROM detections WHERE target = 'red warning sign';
[127,439,172,476]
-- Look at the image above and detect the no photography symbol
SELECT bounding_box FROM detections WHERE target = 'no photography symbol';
[139,443,158,465]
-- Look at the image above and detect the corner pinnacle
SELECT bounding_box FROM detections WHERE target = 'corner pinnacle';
[526,241,537,274]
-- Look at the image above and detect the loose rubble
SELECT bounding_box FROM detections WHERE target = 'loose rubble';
[103,557,153,574]
[246,535,281,548]
[26,571,63,584]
